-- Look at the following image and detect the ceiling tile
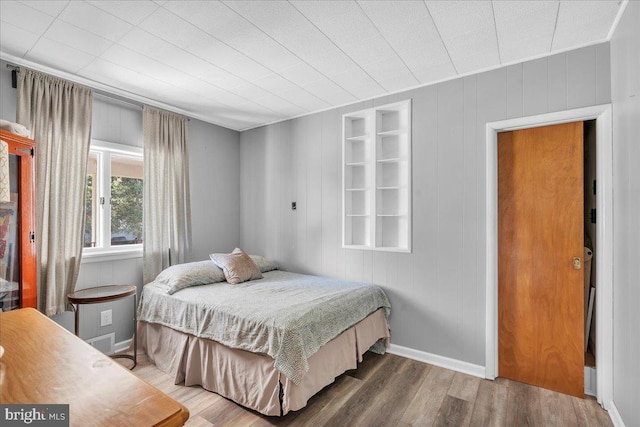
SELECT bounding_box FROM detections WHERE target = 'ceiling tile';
[305,50,362,79]
[26,37,95,73]
[358,0,455,84]
[224,1,342,65]
[138,7,207,50]
[222,56,274,82]
[399,50,458,83]
[365,56,419,86]
[81,58,220,109]
[138,6,257,76]
[278,85,330,111]
[493,1,559,63]
[552,1,621,50]
[100,44,187,87]
[277,60,326,87]
[291,0,417,87]
[327,66,384,96]
[118,28,248,90]
[230,82,284,103]
[303,78,357,105]
[164,1,301,72]
[367,58,424,92]
[1,1,56,34]
[226,0,365,97]
[0,21,40,57]
[208,93,283,123]
[185,36,246,68]
[290,0,398,71]
[253,93,309,116]
[81,59,185,105]
[44,20,113,56]
[58,1,133,42]
[19,0,69,17]
[252,73,299,94]
[87,0,159,26]
[426,0,500,72]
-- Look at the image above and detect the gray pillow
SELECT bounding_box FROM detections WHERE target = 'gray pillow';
[155,260,225,294]
[249,255,278,273]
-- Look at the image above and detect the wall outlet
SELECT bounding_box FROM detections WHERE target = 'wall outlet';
[100,309,112,327]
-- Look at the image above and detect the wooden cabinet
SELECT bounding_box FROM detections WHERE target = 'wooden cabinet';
[342,100,412,252]
[0,130,36,310]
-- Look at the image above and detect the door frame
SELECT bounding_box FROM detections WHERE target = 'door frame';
[485,104,613,409]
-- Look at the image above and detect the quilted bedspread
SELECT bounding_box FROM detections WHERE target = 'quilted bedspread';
[137,270,391,384]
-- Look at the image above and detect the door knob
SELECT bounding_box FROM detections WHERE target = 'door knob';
[573,257,581,270]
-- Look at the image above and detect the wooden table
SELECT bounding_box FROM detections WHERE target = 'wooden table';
[68,285,137,369]
[0,308,189,426]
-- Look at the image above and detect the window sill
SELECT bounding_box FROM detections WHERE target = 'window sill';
[82,247,143,264]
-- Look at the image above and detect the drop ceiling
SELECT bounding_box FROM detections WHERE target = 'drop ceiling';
[0,0,625,131]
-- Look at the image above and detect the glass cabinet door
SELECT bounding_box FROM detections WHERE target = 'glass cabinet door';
[0,132,36,311]
[0,153,20,310]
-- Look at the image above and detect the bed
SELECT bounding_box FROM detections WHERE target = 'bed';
[136,258,391,416]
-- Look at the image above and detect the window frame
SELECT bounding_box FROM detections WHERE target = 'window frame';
[82,139,143,262]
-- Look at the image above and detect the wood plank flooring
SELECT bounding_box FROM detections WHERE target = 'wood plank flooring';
[122,352,612,427]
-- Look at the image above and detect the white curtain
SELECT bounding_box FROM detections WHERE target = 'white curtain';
[16,69,93,316]
[143,106,191,283]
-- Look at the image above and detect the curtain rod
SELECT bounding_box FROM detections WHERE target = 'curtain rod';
[6,63,189,121]
[94,92,143,111]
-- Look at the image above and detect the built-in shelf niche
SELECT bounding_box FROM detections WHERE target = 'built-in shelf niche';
[342,99,411,252]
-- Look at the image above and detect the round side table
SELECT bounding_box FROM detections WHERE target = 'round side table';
[67,285,137,370]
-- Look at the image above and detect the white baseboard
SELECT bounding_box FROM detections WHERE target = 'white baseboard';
[608,401,626,427]
[113,338,132,354]
[388,344,485,378]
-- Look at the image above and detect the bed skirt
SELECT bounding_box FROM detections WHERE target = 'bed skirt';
[137,308,390,416]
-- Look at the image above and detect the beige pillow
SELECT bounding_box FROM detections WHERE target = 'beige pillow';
[209,248,263,285]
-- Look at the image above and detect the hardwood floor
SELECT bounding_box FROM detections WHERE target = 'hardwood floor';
[122,352,612,427]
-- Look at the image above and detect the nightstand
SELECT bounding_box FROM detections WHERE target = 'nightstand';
[67,285,137,369]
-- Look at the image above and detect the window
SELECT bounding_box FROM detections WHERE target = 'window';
[84,140,143,255]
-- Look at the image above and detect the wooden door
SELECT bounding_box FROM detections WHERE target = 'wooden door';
[498,122,584,397]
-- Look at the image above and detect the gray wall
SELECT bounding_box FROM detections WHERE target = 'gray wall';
[189,118,241,261]
[610,2,640,425]
[0,60,241,344]
[240,43,611,366]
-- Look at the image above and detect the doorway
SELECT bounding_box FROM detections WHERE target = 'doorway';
[485,105,613,408]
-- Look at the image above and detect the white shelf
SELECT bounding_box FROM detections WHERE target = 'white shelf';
[342,99,412,252]
[377,129,405,136]
[346,134,369,141]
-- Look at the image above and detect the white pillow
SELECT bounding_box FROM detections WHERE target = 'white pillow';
[155,260,225,294]
[249,255,278,273]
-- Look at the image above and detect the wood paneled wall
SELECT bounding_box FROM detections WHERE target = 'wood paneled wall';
[610,2,640,425]
[240,44,611,366]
